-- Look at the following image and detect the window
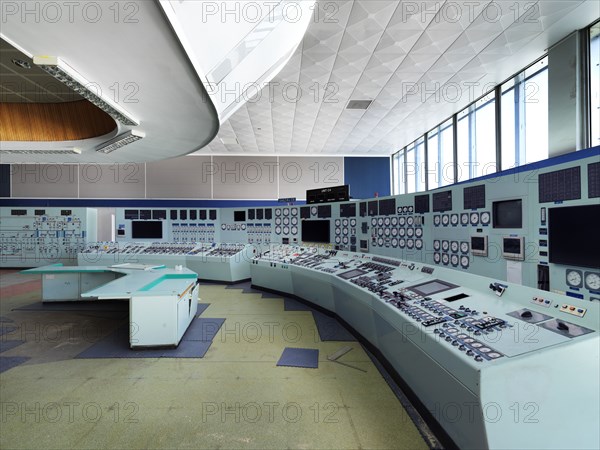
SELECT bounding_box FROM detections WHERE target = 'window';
[392,150,405,195]
[415,137,426,192]
[457,93,497,181]
[427,119,455,189]
[501,57,549,170]
[591,22,600,147]
[405,142,416,194]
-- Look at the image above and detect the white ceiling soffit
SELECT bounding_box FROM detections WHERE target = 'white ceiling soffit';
[0,1,219,164]
[202,0,600,156]
[160,0,316,123]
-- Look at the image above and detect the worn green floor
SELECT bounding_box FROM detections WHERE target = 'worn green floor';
[1,271,432,449]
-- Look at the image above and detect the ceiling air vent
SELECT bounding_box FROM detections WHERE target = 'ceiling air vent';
[220,138,239,145]
[346,100,373,110]
[0,148,81,155]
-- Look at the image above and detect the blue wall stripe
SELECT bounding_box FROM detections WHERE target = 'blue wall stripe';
[0,199,307,208]
[344,157,391,199]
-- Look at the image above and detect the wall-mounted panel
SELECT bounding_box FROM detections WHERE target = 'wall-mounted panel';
[278,157,344,199]
[11,164,78,197]
[78,163,145,198]
[212,156,278,199]
[146,155,212,198]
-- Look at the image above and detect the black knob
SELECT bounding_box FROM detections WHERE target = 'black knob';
[521,310,533,319]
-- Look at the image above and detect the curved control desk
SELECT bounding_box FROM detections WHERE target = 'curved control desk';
[250,245,600,450]
[22,264,199,348]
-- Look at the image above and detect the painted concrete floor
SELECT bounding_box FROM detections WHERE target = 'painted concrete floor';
[0,270,434,449]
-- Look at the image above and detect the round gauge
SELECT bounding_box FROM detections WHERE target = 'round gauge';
[378,228,384,237]
[378,218,384,227]
[335,236,342,244]
[283,208,290,216]
[291,226,298,235]
[470,212,479,226]
[350,219,357,227]
[221,224,227,230]
[378,238,384,247]
[584,272,600,291]
[566,270,583,287]
[461,256,470,268]
[434,253,441,264]
[283,226,290,235]
[461,242,469,254]
[291,217,298,226]
[451,255,459,266]
[384,228,391,237]
[241,224,246,230]
[343,227,349,236]
[399,228,406,237]
[335,228,341,235]
[407,239,414,249]
[275,208,282,216]
[442,254,450,265]
[236,224,241,230]
[311,206,318,216]
[451,241,459,253]
[275,217,282,225]
[391,238,399,248]
[415,228,423,238]
[275,226,282,235]
[407,228,415,238]
[481,212,491,226]
[442,241,450,252]
[451,214,459,226]
[461,213,469,226]
[399,217,406,226]
[434,215,441,226]
[342,219,349,227]
[407,217,415,226]
[391,217,398,227]
[397,207,403,214]
[408,206,414,213]
[391,228,398,237]
[384,217,391,227]
[292,208,298,216]
[371,218,378,226]
[335,219,341,226]
[399,239,406,249]
[342,236,349,245]
[283,217,290,226]
[442,215,450,226]
[434,240,441,251]
[415,239,423,250]
[402,206,409,214]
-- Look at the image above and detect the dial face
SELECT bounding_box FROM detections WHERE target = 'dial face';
[378,238,384,246]
[584,272,600,291]
[241,224,246,230]
[399,239,406,248]
[378,228,384,237]
[371,218,378,226]
[292,208,298,216]
[399,217,406,226]
[433,215,441,226]
[442,215,450,226]
[384,228,391,237]
[343,227,349,236]
[434,240,441,251]
[434,253,441,264]
[408,206,414,213]
[566,270,582,287]
[407,217,415,226]
[221,224,227,230]
[461,213,469,226]
[415,239,423,250]
[397,207,403,214]
[407,239,414,249]
[461,256,470,268]
[442,254,450,265]
[283,208,290,216]
[450,241,458,253]
[283,217,290,226]
[391,238,399,248]
[407,228,415,237]
[470,212,479,225]
[481,212,491,225]
[275,208,282,216]
[451,255,459,266]
[442,240,450,252]
[275,217,282,225]
[451,214,459,226]
[391,217,398,227]
[291,217,298,226]
[291,226,298,235]
[403,206,409,214]
[335,228,341,235]
[461,242,469,253]
[342,219,349,227]
[391,228,398,237]
[335,236,342,244]
[384,217,391,227]
[415,228,423,238]
[399,228,406,237]
[311,206,318,216]
[283,226,290,235]
[350,219,357,227]
[378,218,384,226]
[275,226,282,235]
[335,219,341,226]
[342,236,349,245]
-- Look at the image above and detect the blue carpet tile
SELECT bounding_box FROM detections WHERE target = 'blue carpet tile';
[277,347,319,369]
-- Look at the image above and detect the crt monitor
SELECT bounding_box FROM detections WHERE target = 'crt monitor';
[234,211,246,222]
[493,199,523,228]
[549,205,600,268]
[131,221,163,239]
[301,220,330,244]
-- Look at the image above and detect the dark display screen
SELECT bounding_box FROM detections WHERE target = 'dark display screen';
[432,191,452,212]
[234,211,246,222]
[378,198,396,216]
[340,203,357,218]
[493,200,522,228]
[131,221,163,239]
[301,220,330,243]
[414,194,430,214]
[549,205,600,268]
[318,205,332,218]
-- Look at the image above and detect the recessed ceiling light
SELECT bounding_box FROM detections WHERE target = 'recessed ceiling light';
[346,100,373,110]
[11,58,31,69]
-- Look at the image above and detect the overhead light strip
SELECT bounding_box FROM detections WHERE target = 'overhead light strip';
[33,56,139,126]
[96,130,145,154]
[0,148,81,155]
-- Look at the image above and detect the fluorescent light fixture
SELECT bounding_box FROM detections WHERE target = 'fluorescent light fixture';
[0,148,81,155]
[96,130,145,154]
[33,56,139,126]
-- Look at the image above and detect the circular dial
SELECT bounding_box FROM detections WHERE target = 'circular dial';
[342,219,349,227]
[335,219,341,227]
[461,256,470,268]
[378,218,384,226]
[433,215,441,226]
[399,217,406,226]
[292,208,298,216]
[378,228,384,237]
[461,213,469,226]
[415,239,423,250]
[311,206,318,216]
[399,239,406,248]
[275,226,282,235]
[391,217,398,227]
[406,228,415,238]
[415,228,423,238]
[335,228,341,235]
[470,212,479,226]
[283,217,290,226]
[384,217,391,227]
[378,238,384,247]
[407,239,414,249]
[283,208,290,216]
[481,212,491,225]
[442,240,450,252]
[408,206,414,213]
[371,218,378,226]
[397,207,403,214]
[407,217,415,226]
[434,253,441,264]
[343,227,349,236]
[451,255,459,266]
[442,215,450,226]
[283,226,290,235]
[451,241,459,253]
[585,272,600,290]
[275,208,282,216]
[241,224,246,230]
[442,254,450,265]
[566,270,582,287]
[399,228,406,237]
[391,228,398,237]
[221,224,227,230]
[291,217,298,226]
[461,242,469,254]
[335,236,342,244]
[451,214,459,226]
[350,219,357,227]
[291,226,298,235]
[384,228,391,237]
[433,240,441,251]
[391,238,399,248]
[342,236,349,245]
[275,217,282,225]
